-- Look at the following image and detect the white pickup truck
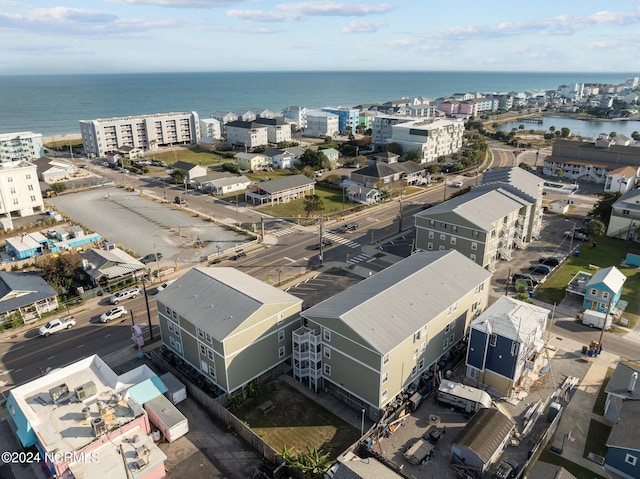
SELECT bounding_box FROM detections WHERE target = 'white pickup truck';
[39,316,76,337]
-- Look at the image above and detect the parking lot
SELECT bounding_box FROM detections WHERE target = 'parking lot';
[47,187,253,269]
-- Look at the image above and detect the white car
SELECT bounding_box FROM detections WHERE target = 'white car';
[100,306,127,323]
[156,280,176,293]
[109,287,140,304]
[452,180,464,188]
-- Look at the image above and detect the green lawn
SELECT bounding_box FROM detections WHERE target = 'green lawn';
[583,419,611,459]
[236,381,360,460]
[147,146,228,166]
[534,235,640,327]
[592,368,614,416]
[539,448,607,479]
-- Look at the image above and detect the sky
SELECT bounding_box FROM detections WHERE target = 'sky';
[1,0,640,74]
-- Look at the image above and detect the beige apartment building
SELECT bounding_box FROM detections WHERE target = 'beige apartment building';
[414,167,543,271]
[294,250,491,420]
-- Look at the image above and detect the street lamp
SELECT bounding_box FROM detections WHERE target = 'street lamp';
[216,245,221,259]
[139,276,154,341]
[565,219,577,255]
[361,408,365,437]
[277,268,281,286]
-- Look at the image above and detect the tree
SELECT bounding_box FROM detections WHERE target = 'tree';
[632,131,640,141]
[549,126,556,133]
[404,149,422,163]
[386,142,403,156]
[303,194,324,217]
[560,127,571,138]
[300,149,327,170]
[609,131,617,138]
[518,162,531,171]
[39,251,83,297]
[50,182,67,194]
[518,124,525,130]
[221,163,240,174]
[586,219,606,237]
[590,192,621,224]
[170,168,186,184]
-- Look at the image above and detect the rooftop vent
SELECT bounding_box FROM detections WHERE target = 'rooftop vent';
[49,384,69,403]
[91,417,107,436]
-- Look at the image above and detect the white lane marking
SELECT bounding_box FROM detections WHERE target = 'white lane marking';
[48,356,55,360]
[77,344,85,348]
[0,369,14,376]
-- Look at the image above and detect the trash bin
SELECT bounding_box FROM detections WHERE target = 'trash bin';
[574,250,580,257]
[528,290,534,298]
[582,345,588,354]
[587,349,594,357]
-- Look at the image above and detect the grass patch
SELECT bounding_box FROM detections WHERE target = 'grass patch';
[539,448,607,479]
[236,380,360,459]
[592,367,614,415]
[255,185,366,218]
[534,235,640,322]
[147,146,227,166]
[583,419,611,459]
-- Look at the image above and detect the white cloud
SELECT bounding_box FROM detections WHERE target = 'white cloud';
[342,20,386,33]
[105,0,249,7]
[227,1,393,23]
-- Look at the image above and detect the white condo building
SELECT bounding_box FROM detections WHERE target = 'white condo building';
[282,106,307,129]
[304,110,339,138]
[389,118,465,163]
[0,132,44,163]
[0,160,44,230]
[79,112,200,158]
[200,118,223,140]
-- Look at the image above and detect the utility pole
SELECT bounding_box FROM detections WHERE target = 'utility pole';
[140,277,154,340]
[319,216,324,265]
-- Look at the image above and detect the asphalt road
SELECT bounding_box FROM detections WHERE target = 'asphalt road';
[0,293,160,394]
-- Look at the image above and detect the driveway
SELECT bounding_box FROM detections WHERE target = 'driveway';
[47,187,253,268]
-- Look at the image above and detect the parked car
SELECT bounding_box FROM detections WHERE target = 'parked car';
[452,180,464,188]
[564,230,589,241]
[339,223,358,232]
[538,256,560,267]
[141,253,163,264]
[493,460,519,479]
[39,316,76,337]
[100,306,128,323]
[529,264,552,275]
[109,287,140,304]
[156,280,176,293]
[421,203,434,210]
[511,273,539,285]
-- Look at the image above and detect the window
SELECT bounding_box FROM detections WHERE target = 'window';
[205,333,212,343]
[30,195,36,202]
[198,327,205,339]
[7,177,12,183]
[199,343,206,355]
[382,372,388,383]
[470,253,477,261]
[440,234,446,241]
[207,348,214,360]
[450,237,456,245]
[383,354,390,365]
[413,348,419,360]
[9,187,15,194]
[414,330,421,342]
[472,230,479,238]
[28,184,33,191]
[324,347,331,358]
[418,358,425,370]
[443,337,449,350]
[12,198,18,205]
[439,246,445,251]
[169,337,182,354]
[381,389,388,401]
[167,321,176,334]
[427,242,433,250]
[411,365,417,376]
[25,174,31,180]
[511,341,518,356]
[589,288,597,296]
[490,333,497,347]
[428,231,434,239]
[625,453,637,466]
[209,368,216,379]
[471,242,478,250]
[323,329,331,341]
[450,332,455,344]
[278,346,286,358]
[452,225,458,233]
[602,292,610,300]
[421,342,426,353]
[324,364,331,376]
[277,313,284,324]
[278,330,285,342]
[445,323,451,334]
[429,220,435,227]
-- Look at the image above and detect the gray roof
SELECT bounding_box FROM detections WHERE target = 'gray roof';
[470,296,550,342]
[606,399,640,451]
[207,175,251,188]
[172,161,200,172]
[605,361,640,400]
[481,166,543,200]
[254,117,287,126]
[614,189,640,213]
[0,271,57,314]
[156,267,301,340]
[333,454,404,479]
[301,250,491,354]
[453,408,515,465]
[586,266,626,294]
[193,172,233,183]
[416,188,531,231]
[352,161,424,179]
[255,174,315,194]
[83,248,146,280]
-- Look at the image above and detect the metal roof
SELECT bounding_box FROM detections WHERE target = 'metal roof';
[453,408,515,465]
[586,266,626,294]
[156,267,302,340]
[606,399,640,451]
[416,188,530,231]
[0,271,58,314]
[254,174,315,194]
[481,166,543,200]
[301,250,491,354]
[470,296,550,343]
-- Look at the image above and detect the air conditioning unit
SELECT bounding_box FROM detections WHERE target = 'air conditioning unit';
[91,417,107,436]
[75,381,97,401]
[49,384,69,403]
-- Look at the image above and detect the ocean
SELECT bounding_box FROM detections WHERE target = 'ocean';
[0,71,637,137]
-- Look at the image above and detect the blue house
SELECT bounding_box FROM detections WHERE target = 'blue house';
[605,400,640,479]
[5,232,50,260]
[583,266,626,314]
[466,296,550,397]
